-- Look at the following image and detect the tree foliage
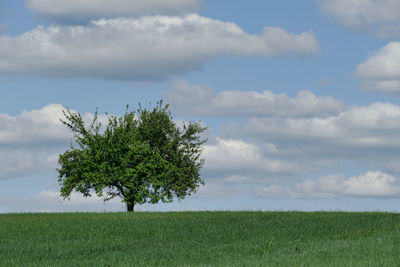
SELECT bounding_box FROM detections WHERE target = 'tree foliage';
[57,101,207,211]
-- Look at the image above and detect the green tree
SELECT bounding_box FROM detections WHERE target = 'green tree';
[57,101,207,212]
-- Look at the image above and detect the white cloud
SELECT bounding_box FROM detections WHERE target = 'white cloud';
[0,14,319,80]
[166,80,344,117]
[0,104,70,147]
[26,0,203,23]
[254,171,400,198]
[0,104,66,179]
[317,0,400,38]
[3,98,400,205]
[0,104,110,180]
[0,104,111,148]
[0,150,58,180]
[355,42,400,93]
[196,100,400,185]
[245,102,400,151]
[355,42,400,79]
[203,138,303,182]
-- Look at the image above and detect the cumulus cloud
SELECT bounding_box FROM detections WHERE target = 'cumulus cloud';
[166,80,344,117]
[245,102,400,152]
[0,103,113,148]
[0,14,319,80]
[0,150,58,180]
[237,101,400,177]
[3,97,400,206]
[0,104,70,148]
[26,0,203,23]
[0,104,110,180]
[317,0,400,38]
[202,138,303,183]
[254,171,400,198]
[180,98,400,184]
[355,42,400,93]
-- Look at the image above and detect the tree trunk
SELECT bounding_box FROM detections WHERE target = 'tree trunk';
[127,203,134,212]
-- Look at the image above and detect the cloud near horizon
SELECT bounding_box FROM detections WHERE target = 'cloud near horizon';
[0,14,319,81]
[2,100,400,201]
[254,171,400,198]
[0,190,125,212]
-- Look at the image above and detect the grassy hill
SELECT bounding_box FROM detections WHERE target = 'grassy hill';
[0,211,398,266]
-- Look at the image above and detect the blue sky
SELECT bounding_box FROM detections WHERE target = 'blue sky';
[1,0,400,212]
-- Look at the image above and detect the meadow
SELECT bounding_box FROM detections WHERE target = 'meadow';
[0,211,398,266]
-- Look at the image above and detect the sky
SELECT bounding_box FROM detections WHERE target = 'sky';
[1,0,400,213]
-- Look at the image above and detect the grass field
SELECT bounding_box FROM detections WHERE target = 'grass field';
[0,211,398,266]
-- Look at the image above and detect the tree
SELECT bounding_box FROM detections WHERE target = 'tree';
[57,101,207,212]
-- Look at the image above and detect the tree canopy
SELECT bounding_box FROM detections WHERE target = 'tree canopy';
[57,101,207,211]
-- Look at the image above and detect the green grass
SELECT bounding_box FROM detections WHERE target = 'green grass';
[0,212,398,266]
